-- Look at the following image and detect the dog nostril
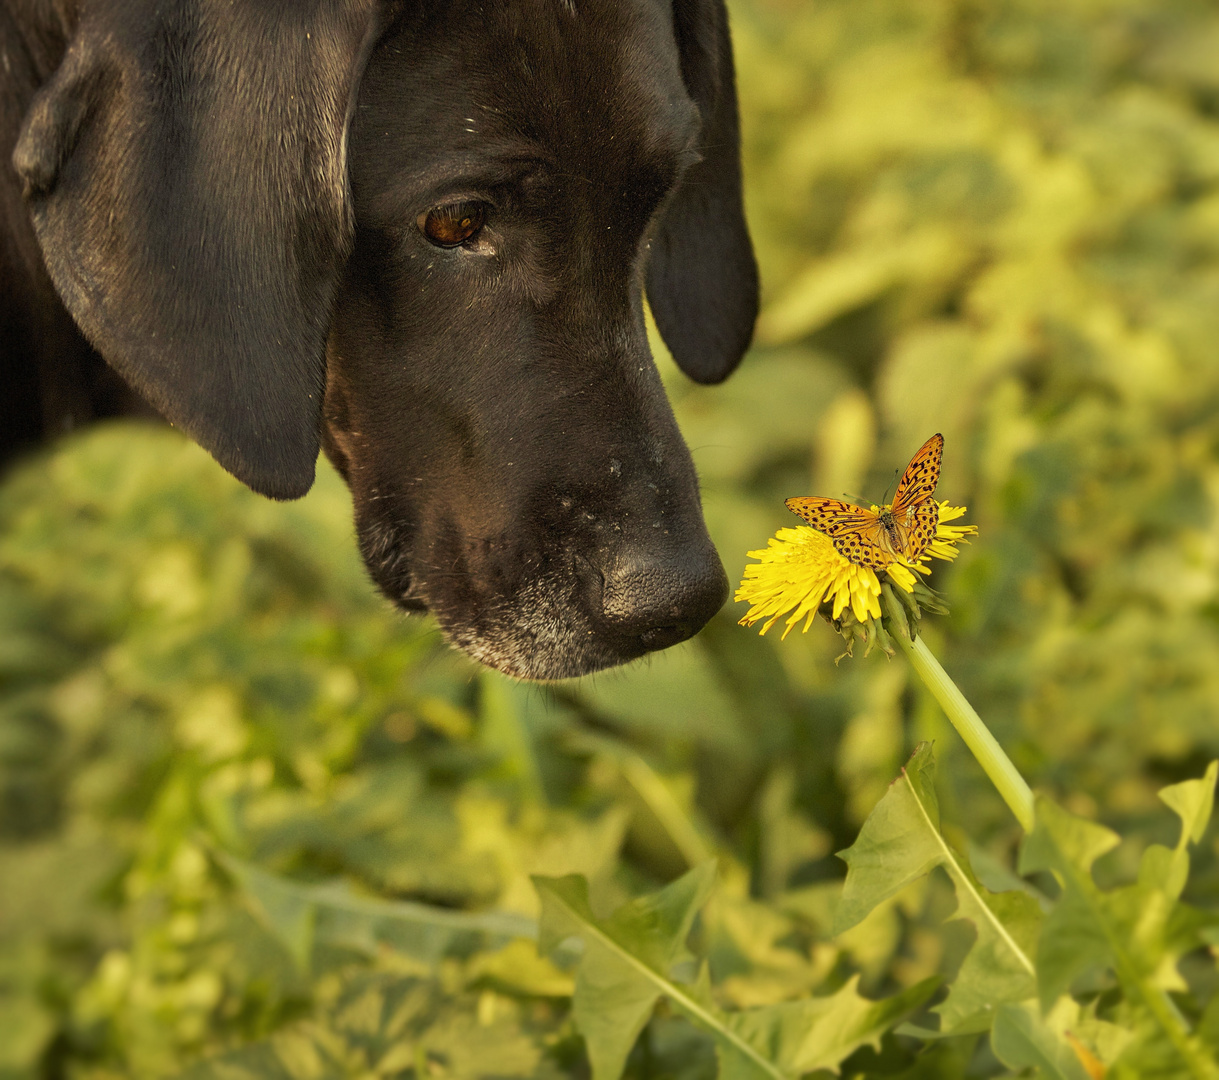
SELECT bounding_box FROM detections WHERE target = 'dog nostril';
[639,623,695,651]
[599,544,729,652]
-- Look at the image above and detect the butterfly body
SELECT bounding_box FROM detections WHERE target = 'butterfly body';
[785,434,944,569]
[875,505,921,554]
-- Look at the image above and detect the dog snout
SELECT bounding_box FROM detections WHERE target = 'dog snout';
[599,539,729,652]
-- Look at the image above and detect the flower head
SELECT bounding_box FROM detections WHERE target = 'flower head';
[736,502,976,649]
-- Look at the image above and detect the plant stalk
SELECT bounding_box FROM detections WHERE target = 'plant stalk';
[894,632,1035,832]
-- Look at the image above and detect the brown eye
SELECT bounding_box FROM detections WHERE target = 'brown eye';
[419,201,487,247]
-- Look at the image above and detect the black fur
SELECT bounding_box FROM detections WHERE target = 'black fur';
[2,0,758,678]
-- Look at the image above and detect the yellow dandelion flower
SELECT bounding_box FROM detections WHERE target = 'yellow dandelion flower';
[736,502,976,641]
[735,446,1032,827]
[735,527,881,639]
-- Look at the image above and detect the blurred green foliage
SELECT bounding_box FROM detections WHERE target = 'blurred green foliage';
[5,0,1219,1075]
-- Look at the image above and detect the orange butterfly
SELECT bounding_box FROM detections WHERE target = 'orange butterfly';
[785,433,944,569]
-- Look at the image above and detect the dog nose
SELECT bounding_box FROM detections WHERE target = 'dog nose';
[600,542,729,651]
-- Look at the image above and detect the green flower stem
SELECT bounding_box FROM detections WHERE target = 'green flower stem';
[893,632,1035,832]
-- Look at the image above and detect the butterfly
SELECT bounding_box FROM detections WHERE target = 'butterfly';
[785,433,944,569]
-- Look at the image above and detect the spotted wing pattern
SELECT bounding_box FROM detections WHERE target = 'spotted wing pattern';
[887,433,943,562]
[900,499,941,562]
[784,433,944,569]
[782,497,892,569]
[890,434,943,518]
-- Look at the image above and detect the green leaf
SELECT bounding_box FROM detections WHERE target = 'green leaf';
[717,973,939,1077]
[1152,761,1219,901]
[1159,762,1218,848]
[1018,797,1120,1011]
[834,743,944,935]
[933,867,1041,1035]
[229,859,318,973]
[1019,793,1219,1080]
[535,863,718,1080]
[181,971,555,1079]
[222,852,536,970]
[1070,1000,1136,1073]
[536,864,936,1080]
[836,743,1039,1035]
[478,671,546,801]
[991,999,1093,1080]
[562,728,714,869]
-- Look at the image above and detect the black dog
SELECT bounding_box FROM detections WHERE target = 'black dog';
[1,0,758,678]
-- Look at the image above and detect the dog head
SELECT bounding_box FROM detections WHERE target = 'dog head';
[13,0,758,678]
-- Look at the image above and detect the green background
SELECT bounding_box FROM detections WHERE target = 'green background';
[4,0,1219,1074]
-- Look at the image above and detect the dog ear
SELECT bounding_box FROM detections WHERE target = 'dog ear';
[647,0,759,386]
[13,0,386,498]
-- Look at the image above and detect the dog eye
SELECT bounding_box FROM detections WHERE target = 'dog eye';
[420,201,487,247]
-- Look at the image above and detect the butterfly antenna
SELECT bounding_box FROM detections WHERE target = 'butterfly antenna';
[882,469,901,504]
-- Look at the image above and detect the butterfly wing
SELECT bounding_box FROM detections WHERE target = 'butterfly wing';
[890,500,941,561]
[910,500,940,559]
[784,497,894,568]
[786,434,945,568]
[890,433,943,518]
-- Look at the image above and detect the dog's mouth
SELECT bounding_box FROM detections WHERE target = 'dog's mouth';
[433,576,650,681]
[354,515,727,680]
